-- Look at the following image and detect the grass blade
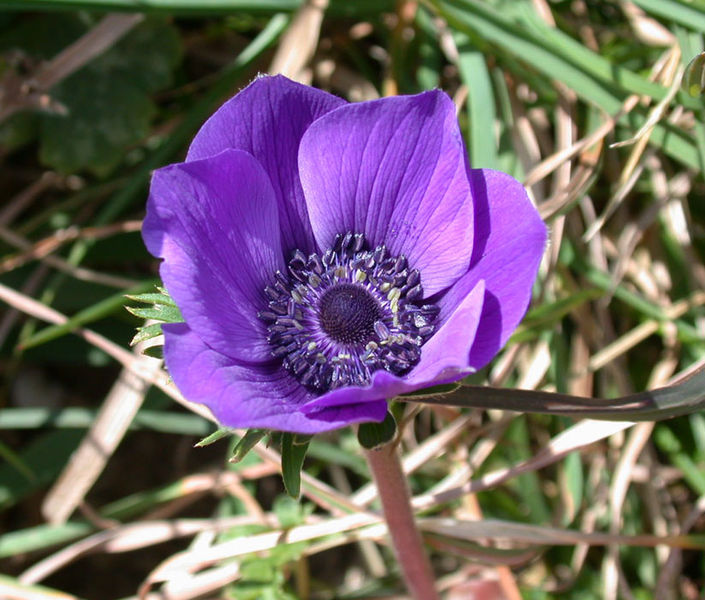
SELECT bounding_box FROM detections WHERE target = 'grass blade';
[407,361,705,421]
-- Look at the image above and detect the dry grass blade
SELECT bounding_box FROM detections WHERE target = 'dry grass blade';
[424,413,514,500]
[416,420,635,510]
[156,561,242,600]
[419,518,705,549]
[0,575,80,600]
[0,13,144,122]
[40,344,163,524]
[0,280,215,422]
[603,421,655,600]
[0,225,141,289]
[523,94,639,188]
[19,517,267,585]
[655,495,705,598]
[588,290,705,372]
[524,41,679,195]
[252,441,367,514]
[139,522,392,600]
[585,47,682,241]
[0,221,142,274]
[0,172,63,227]
[621,1,675,46]
[0,280,367,542]
[268,0,328,81]
[140,512,382,593]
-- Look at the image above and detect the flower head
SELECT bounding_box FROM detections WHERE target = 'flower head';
[142,75,546,433]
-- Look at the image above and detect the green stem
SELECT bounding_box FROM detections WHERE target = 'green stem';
[364,444,439,600]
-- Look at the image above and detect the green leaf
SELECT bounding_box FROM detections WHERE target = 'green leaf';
[0,430,84,510]
[39,70,154,175]
[0,111,38,152]
[560,450,583,526]
[655,425,705,494]
[142,345,163,359]
[357,411,397,450]
[683,52,705,97]
[0,440,36,483]
[130,322,163,346]
[93,18,181,93]
[125,303,183,323]
[272,494,306,528]
[38,18,181,175]
[0,575,80,599]
[453,33,499,169]
[124,291,176,306]
[195,427,232,448]
[0,12,85,57]
[575,260,702,341]
[15,13,286,350]
[0,523,93,558]
[19,280,155,350]
[126,287,182,345]
[307,439,368,477]
[230,429,267,464]
[434,0,701,170]
[0,407,212,436]
[281,433,310,499]
[511,287,604,343]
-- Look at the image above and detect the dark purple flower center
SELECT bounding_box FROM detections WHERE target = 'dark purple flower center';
[258,232,439,393]
[318,284,381,344]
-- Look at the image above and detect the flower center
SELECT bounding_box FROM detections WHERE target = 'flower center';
[258,232,439,393]
[318,283,381,344]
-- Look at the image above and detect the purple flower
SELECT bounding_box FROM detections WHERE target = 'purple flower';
[142,75,546,434]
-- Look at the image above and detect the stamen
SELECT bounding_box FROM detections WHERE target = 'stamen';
[258,232,439,393]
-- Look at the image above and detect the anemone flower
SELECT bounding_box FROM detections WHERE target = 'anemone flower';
[142,75,546,434]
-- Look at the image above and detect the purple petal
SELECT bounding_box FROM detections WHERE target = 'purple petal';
[163,323,387,433]
[143,149,284,364]
[302,281,485,413]
[299,91,474,296]
[187,75,346,254]
[436,169,547,370]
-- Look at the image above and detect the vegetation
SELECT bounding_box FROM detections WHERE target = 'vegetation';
[1,1,705,598]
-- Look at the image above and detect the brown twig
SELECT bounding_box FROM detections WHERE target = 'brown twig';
[0,13,143,123]
[0,172,63,227]
[0,220,141,277]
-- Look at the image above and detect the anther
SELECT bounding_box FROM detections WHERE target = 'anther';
[374,320,390,340]
[307,254,324,274]
[352,233,365,252]
[406,284,423,302]
[260,232,439,394]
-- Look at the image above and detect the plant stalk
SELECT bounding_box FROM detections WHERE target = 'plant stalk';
[364,443,440,600]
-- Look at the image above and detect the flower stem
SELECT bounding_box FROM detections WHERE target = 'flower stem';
[364,443,440,600]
